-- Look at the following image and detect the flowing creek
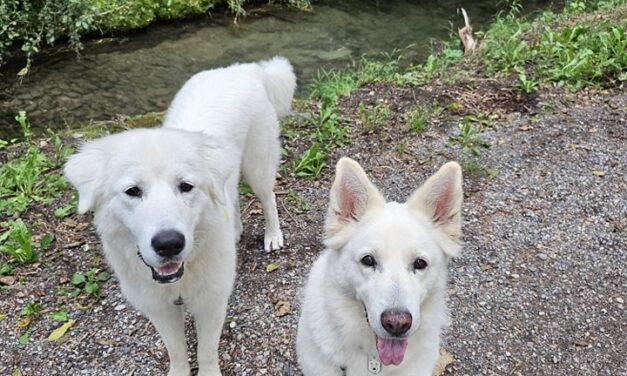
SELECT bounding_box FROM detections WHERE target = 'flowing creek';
[0,0,551,137]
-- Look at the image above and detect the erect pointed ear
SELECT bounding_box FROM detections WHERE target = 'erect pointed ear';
[63,138,110,214]
[408,162,463,250]
[325,158,386,237]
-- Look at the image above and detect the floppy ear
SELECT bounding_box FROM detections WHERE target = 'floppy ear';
[325,158,386,238]
[63,139,109,214]
[197,136,234,207]
[408,162,463,254]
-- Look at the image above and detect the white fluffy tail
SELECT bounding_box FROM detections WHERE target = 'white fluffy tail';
[259,56,297,118]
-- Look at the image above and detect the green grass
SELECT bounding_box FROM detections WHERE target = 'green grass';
[479,0,627,91]
[404,100,444,134]
[0,219,54,265]
[0,112,73,216]
[357,100,392,131]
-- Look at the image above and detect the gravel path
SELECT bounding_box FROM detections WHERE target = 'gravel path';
[1,87,625,375]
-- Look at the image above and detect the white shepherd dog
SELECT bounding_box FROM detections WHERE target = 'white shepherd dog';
[297,158,463,376]
[64,57,296,376]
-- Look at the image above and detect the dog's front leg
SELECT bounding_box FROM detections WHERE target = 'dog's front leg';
[146,304,190,376]
[191,297,229,376]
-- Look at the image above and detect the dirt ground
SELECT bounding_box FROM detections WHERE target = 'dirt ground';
[0,79,625,375]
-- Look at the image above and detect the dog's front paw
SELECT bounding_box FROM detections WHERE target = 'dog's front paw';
[167,363,191,376]
[264,229,284,251]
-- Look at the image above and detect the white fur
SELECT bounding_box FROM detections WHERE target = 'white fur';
[65,128,236,376]
[297,158,463,376]
[163,56,297,251]
[63,57,297,375]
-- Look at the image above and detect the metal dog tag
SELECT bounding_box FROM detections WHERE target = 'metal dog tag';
[368,356,381,374]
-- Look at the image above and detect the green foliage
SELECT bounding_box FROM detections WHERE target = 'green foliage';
[450,116,491,157]
[480,0,627,90]
[20,302,42,317]
[355,54,402,83]
[310,69,357,103]
[516,71,539,93]
[535,23,626,90]
[0,113,72,216]
[49,307,69,322]
[404,101,443,133]
[0,0,95,74]
[0,219,48,264]
[314,101,348,146]
[357,100,391,131]
[293,143,326,177]
[285,188,310,212]
[18,328,33,345]
[70,268,111,298]
[238,182,253,195]
[0,0,311,72]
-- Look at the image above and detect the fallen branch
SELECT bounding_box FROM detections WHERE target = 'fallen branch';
[458,8,477,55]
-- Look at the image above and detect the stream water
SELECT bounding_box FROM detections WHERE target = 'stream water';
[0,0,551,137]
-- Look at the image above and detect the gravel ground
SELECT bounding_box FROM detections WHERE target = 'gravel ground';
[0,85,625,375]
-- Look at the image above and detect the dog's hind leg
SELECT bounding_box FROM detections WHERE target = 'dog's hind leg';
[145,304,190,376]
[242,115,283,251]
[225,171,243,243]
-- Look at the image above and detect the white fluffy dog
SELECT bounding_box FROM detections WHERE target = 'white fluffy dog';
[297,158,463,376]
[64,57,296,376]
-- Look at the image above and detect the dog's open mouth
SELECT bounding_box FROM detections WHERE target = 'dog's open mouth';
[137,251,185,284]
[376,336,408,366]
[151,262,185,284]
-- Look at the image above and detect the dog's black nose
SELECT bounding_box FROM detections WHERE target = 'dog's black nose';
[151,230,185,258]
[381,309,412,336]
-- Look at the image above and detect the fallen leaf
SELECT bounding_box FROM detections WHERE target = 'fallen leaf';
[592,170,605,177]
[12,369,23,376]
[274,300,291,317]
[16,318,30,328]
[18,328,32,345]
[433,348,454,375]
[0,313,6,321]
[266,263,279,273]
[48,319,76,341]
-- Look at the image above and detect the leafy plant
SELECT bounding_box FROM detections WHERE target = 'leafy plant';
[450,117,491,157]
[20,302,41,317]
[70,268,111,298]
[0,219,49,264]
[313,101,348,146]
[49,307,68,322]
[0,112,71,215]
[404,101,443,133]
[516,71,539,93]
[293,143,326,178]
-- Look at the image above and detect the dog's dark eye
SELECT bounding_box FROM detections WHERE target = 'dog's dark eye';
[361,255,376,268]
[179,182,194,193]
[125,186,142,198]
[414,258,428,270]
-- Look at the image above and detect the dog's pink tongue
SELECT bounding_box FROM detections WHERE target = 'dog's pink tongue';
[376,337,408,366]
[158,263,180,274]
